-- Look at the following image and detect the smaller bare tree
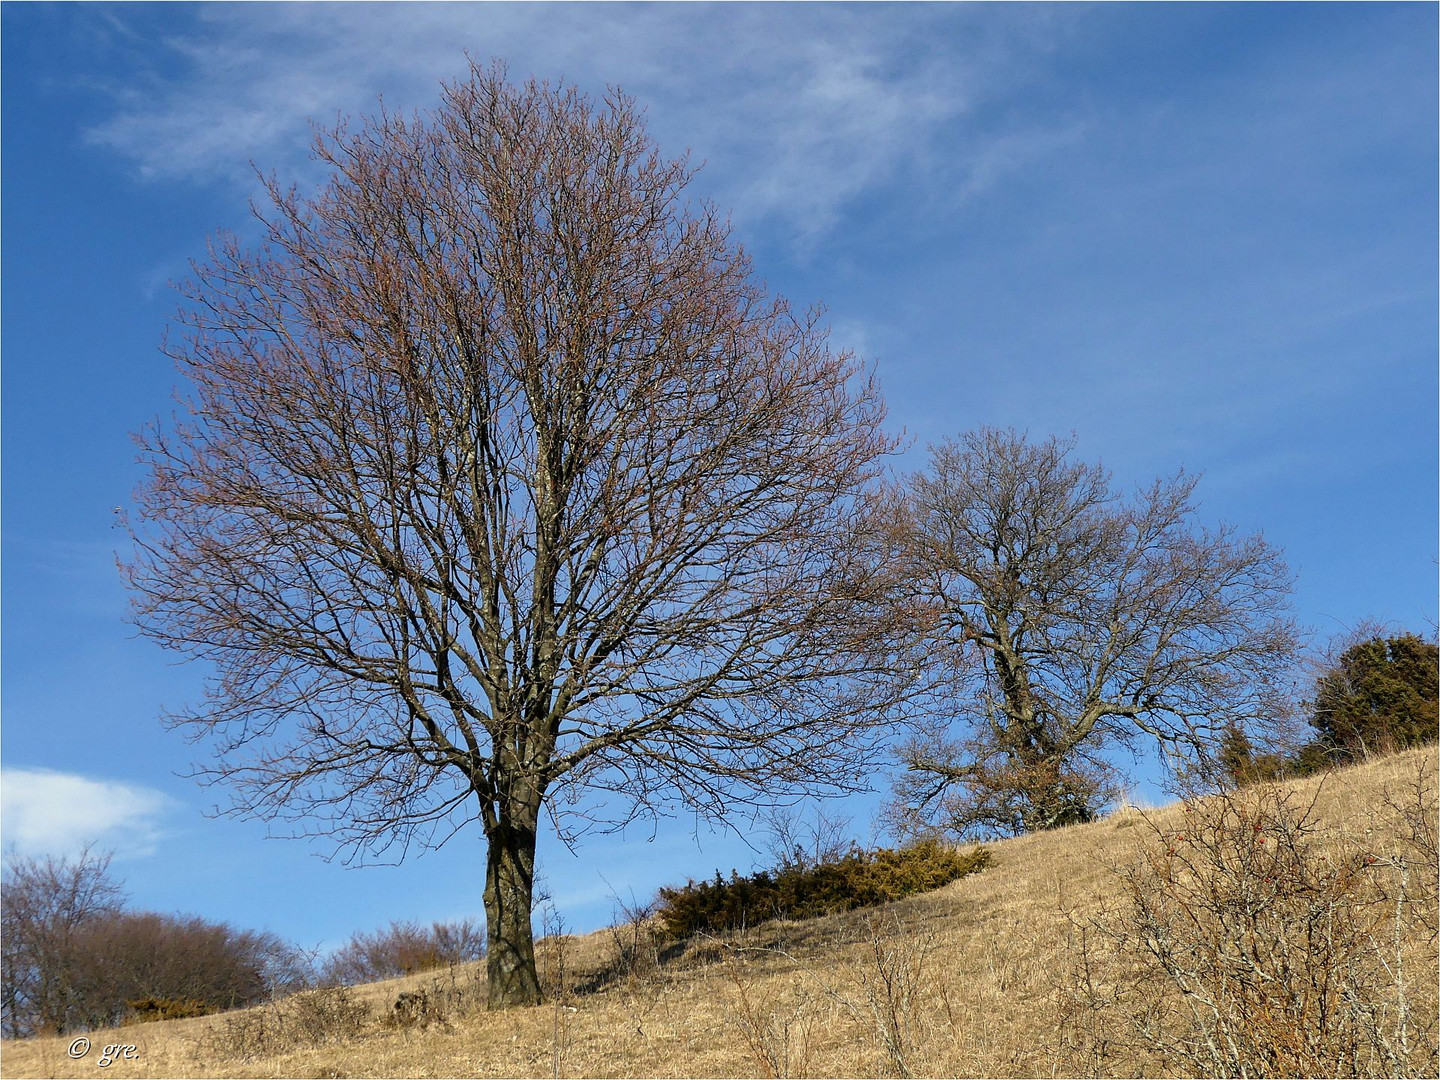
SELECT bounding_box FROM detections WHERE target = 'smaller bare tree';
[887,428,1299,837]
[1,848,124,1036]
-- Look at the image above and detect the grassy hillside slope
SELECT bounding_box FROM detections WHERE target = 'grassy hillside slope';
[4,746,1436,1078]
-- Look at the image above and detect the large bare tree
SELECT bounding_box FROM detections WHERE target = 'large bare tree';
[888,428,1298,838]
[125,65,902,1008]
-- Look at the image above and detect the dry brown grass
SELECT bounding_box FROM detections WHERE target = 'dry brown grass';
[3,746,1435,1079]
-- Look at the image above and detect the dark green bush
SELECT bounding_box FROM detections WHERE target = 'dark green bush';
[656,839,990,939]
[1219,633,1437,787]
[1309,634,1437,760]
[1218,723,1291,786]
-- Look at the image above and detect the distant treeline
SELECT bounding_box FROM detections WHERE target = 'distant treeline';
[0,850,308,1037]
[0,850,484,1038]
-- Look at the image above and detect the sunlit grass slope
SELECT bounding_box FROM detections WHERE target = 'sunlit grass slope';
[3,745,1435,1079]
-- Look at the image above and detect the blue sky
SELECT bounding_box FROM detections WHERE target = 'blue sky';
[3,2,1435,950]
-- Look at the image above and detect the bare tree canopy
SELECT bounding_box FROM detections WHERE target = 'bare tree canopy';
[887,428,1299,838]
[1,849,124,1036]
[125,63,902,1008]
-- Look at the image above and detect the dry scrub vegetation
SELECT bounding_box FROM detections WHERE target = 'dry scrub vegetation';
[3,746,1434,1079]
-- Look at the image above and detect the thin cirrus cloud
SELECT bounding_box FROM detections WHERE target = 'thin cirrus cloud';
[79,3,1076,242]
[70,4,1433,498]
[0,767,176,860]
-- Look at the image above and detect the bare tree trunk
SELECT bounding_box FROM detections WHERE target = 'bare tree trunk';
[483,803,543,1009]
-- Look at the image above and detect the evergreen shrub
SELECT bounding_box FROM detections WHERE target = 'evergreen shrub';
[656,839,990,939]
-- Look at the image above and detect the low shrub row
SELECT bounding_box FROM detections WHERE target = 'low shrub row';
[656,839,990,939]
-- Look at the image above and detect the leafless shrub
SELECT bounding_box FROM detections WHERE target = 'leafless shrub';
[537,903,575,1079]
[384,967,480,1032]
[606,894,663,986]
[203,986,370,1062]
[322,918,484,985]
[1059,767,1439,1078]
[389,990,433,1027]
[707,906,945,1080]
[763,802,856,872]
[570,890,666,997]
[1055,918,1129,1077]
[723,959,820,1079]
[717,912,940,1078]
[1378,761,1439,905]
[824,913,935,1078]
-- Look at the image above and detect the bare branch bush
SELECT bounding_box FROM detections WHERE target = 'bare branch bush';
[721,951,822,1079]
[321,917,484,985]
[1058,764,1439,1077]
[823,913,937,1079]
[202,986,370,1063]
[596,894,672,1045]
[604,892,663,989]
[536,903,575,1079]
[762,801,856,872]
[384,964,484,1033]
[714,911,942,1079]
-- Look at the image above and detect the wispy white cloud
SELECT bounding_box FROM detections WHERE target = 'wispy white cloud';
[80,4,1080,242]
[0,768,176,860]
[7,538,128,620]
